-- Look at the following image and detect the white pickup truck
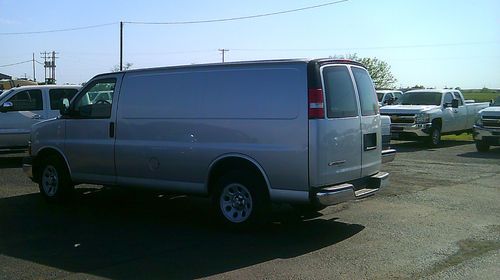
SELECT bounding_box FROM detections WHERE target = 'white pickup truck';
[0,85,81,151]
[473,97,500,152]
[380,89,489,146]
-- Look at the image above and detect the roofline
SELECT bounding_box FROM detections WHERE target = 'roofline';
[93,58,366,78]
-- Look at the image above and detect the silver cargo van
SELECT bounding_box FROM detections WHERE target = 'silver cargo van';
[23,59,391,227]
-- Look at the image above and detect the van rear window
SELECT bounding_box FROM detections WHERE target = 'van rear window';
[352,67,379,116]
[322,66,358,118]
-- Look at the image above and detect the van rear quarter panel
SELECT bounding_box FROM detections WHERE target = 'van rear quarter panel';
[115,63,309,194]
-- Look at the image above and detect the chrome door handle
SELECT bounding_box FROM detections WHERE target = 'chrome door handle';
[31,114,43,119]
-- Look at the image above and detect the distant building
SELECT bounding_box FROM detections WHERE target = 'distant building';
[0,73,12,80]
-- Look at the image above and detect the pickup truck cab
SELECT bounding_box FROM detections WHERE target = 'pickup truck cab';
[473,97,500,152]
[380,89,489,146]
[0,85,81,151]
[377,90,403,107]
[23,59,391,227]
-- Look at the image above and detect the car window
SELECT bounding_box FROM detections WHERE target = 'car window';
[394,92,402,101]
[6,89,43,111]
[352,67,379,116]
[443,93,453,105]
[323,66,358,118]
[49,88,79,110]
[72,79,116,118]
[452,92,463,106]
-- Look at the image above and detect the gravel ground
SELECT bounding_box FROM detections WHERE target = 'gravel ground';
[0,140,499,280]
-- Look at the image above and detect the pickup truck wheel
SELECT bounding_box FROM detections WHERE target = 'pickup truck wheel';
[39,155,73,202]
[475,141,490,152]
[213,170,269,228]
[428,127,441,147]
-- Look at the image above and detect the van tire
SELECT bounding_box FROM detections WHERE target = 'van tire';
[428,126,441,147]
[475,141,490,152]
[212,169,269,228]
[38,155,74,202]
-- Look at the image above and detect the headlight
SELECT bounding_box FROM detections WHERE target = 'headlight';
[415,113,430,124]
[475,115,483,126]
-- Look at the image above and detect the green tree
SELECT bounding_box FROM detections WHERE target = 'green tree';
[333,54,397,89]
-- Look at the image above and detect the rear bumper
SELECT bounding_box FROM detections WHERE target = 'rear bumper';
[391,123,432,138]
[382,149,396,163]
[315,172,389,206]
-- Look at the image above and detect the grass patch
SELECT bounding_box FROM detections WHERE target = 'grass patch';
[462,91,499,102]
[442,133,473,141]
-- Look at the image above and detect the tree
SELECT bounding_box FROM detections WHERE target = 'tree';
[111,62,133,72]
[332,54,397,89]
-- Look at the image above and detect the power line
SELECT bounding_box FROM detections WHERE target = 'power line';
[0,22,118,35]
[231,41,500,52]
[125,0,349,25]
[0,1,348,35]
[0,60,32,67]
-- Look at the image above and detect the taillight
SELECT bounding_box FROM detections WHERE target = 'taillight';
[308,88,325,119]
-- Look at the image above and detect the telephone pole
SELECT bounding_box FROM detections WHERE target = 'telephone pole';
[32,53,36,82]
[218,49,229,63]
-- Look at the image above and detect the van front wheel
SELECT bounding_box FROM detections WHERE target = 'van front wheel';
[213,170,268,228]
[38,155,73,202]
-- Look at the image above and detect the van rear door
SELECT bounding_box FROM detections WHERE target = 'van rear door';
[351,66,381,177]
[308,64,362,187]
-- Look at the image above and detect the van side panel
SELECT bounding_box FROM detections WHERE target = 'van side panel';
[114,63,309,194]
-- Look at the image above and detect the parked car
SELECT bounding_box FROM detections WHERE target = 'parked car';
[473,96,500,152]
[0,85,81,151]
[380,89,489,146]
[377,90,403,107]
[23,59,390,227]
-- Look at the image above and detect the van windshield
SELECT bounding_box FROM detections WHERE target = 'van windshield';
[396,92,442,105]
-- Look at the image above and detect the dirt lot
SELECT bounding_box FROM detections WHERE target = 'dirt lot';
[0,140,499,280]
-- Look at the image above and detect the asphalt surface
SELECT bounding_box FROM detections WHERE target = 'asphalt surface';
[0,140,499,280]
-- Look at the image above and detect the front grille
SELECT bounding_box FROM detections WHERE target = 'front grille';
[483,118,500,128]
[384,114,415,124]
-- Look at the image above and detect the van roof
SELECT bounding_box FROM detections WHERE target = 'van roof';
[8,85,81,91]
[96,58,366,77]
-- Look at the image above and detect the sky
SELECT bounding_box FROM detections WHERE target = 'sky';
[0,0,499,89]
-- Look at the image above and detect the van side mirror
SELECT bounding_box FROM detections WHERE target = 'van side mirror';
[0,101,13,113]
[452,99,459,108]
[59,98,70,116]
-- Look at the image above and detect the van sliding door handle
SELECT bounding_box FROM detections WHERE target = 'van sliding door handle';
[109,122,115,138]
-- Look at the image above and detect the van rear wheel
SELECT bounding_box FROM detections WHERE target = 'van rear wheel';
[38,155,73,202]
[213,170,269,228]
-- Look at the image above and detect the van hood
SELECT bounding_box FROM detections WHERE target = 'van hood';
[380,105,439,115]
[479,106,500,117]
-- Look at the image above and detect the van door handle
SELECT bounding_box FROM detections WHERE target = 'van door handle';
[31,114,43,119]
[109,122,115,138]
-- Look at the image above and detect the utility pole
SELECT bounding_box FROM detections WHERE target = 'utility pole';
[120,21,123,71]
[32,53,36,82]
[218,48,229,63]
[40,51,58,84]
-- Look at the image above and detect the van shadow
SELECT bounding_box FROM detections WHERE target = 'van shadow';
[0,155,24,169]
[390,140,472,153]
[0,188,364,279]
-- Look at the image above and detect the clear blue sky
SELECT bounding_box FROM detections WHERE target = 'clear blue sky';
[1,0,499,88]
